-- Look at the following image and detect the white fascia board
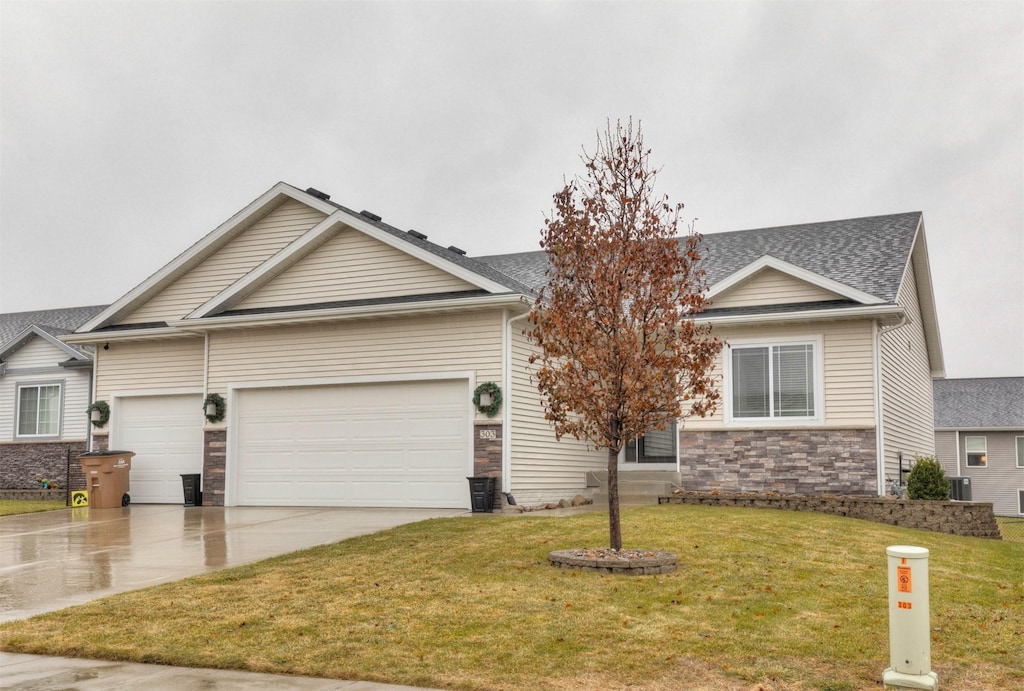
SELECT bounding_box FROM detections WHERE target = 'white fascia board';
[706,255,885,305]
[169,294,533,332]
[61,327,200,345]
[934,426,1023,432]
[905,218,946,378]
[0,325,89,361]
[76,182,327,334]
[693,303,904,327]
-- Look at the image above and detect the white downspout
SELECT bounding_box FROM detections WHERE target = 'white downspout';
[955,430,961,477]
[875,313,909,495]
[504,307,532,496]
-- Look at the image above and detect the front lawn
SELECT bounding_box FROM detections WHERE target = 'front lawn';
[0,499,66,517]
[1,504,1021,690]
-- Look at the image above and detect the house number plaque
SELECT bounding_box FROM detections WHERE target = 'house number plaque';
[478,429,497,440]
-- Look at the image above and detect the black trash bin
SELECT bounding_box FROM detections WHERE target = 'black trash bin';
[180,473,202,507]
[467,476,496,513]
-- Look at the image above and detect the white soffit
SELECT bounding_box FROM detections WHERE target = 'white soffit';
[706,255,885,305]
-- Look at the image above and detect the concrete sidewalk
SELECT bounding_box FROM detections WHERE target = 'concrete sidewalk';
[0,652,439,690]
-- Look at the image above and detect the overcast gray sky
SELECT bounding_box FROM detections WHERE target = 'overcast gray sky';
[1,1,1021,378]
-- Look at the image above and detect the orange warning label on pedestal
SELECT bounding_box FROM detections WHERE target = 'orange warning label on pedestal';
[897,565,912,593]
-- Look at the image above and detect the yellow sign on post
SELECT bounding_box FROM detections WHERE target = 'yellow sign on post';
[71,490,89,507]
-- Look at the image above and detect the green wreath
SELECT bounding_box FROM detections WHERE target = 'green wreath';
[87,401,110,428]
[472,382,502,418]
[203,393,226,423]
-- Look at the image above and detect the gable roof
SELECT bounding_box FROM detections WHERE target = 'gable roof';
[0,305,107,360]
[77,183,534,334]
[933,377,1024,429]
[476,212,923,303]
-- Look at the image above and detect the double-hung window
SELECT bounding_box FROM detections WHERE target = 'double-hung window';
[1016,436,1023,469]
[17,383,62,438]
[729,340,819,421]
[964,436,987,468]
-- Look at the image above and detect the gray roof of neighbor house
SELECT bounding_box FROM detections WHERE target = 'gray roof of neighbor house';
[475,211,923,303]
[0,305,108,358]
[933,377,1024,429]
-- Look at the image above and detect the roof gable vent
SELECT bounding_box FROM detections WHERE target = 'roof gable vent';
[305,187,331,200]
[360,210,382,222]
[447,246,467,256]
[408,229,428,240]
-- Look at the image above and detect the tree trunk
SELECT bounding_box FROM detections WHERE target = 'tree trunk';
[607,446,622,550]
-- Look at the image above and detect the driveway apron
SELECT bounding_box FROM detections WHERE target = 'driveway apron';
[0,505,463,623]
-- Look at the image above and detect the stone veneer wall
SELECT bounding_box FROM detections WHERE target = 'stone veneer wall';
[474,423,503,509]
[678,429,877,495]
[203,430,227,506]
[0,441,88,492]
[660,492,1002,539]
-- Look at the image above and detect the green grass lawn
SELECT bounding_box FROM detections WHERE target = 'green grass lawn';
[1,504,1021,690]
[0,499,66,517]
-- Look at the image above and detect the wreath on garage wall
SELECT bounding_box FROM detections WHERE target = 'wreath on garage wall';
[87,401,110,428]
[203,393,226,423]
[472,382,502,418]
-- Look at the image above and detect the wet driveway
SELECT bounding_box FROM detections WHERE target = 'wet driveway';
[0,505,464,623]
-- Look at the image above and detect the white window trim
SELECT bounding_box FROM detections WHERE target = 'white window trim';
[964,435,987,468]
[14,380,64,440]
[723,335,824,426]
[1016,436,1024,469]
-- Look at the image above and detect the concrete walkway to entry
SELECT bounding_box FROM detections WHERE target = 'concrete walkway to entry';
[1,505,463,689]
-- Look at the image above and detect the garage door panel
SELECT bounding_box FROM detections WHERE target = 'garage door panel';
[117,395,204,504]
[235,380,470,508]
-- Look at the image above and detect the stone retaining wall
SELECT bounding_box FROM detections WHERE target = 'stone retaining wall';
[0,441,88,491]
[659,491,1002,539]
[0,489,66,502]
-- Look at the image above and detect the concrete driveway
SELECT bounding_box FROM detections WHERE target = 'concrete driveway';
[0,505,464,623]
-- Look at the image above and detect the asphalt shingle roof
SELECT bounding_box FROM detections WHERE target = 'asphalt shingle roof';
[0,305,108,358]
[475,212,923,303]
[933,377,1024,429]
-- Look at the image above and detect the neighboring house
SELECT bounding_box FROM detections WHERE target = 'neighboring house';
[63,182,943,508]
[933,377,1024,516]
[0,305,107,490]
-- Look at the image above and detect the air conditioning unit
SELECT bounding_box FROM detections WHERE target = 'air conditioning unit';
[949,476,972,501]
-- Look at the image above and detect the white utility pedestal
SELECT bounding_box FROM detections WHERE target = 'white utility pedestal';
[883,545,938,690]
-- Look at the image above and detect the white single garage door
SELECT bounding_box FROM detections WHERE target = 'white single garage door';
[116,394,205,504]
[235,379,470,508]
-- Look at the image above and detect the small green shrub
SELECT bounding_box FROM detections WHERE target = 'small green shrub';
[906,455,950,500]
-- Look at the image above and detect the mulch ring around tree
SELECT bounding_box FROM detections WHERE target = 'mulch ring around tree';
[549,548,677,575]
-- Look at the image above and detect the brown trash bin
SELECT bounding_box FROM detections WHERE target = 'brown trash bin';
[79,451,134,508]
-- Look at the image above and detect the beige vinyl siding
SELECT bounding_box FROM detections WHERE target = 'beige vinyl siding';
[235,227,477,310]
[207,311,503,418]
[508,322,606,492]
[881,261,935,481]
[687,320,876,430]
[120,200,326,324]
[94,337,205,405]
[0,338,92,441]
[710,269,842,309]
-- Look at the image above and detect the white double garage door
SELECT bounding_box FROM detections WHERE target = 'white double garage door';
[115,379,471,508]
